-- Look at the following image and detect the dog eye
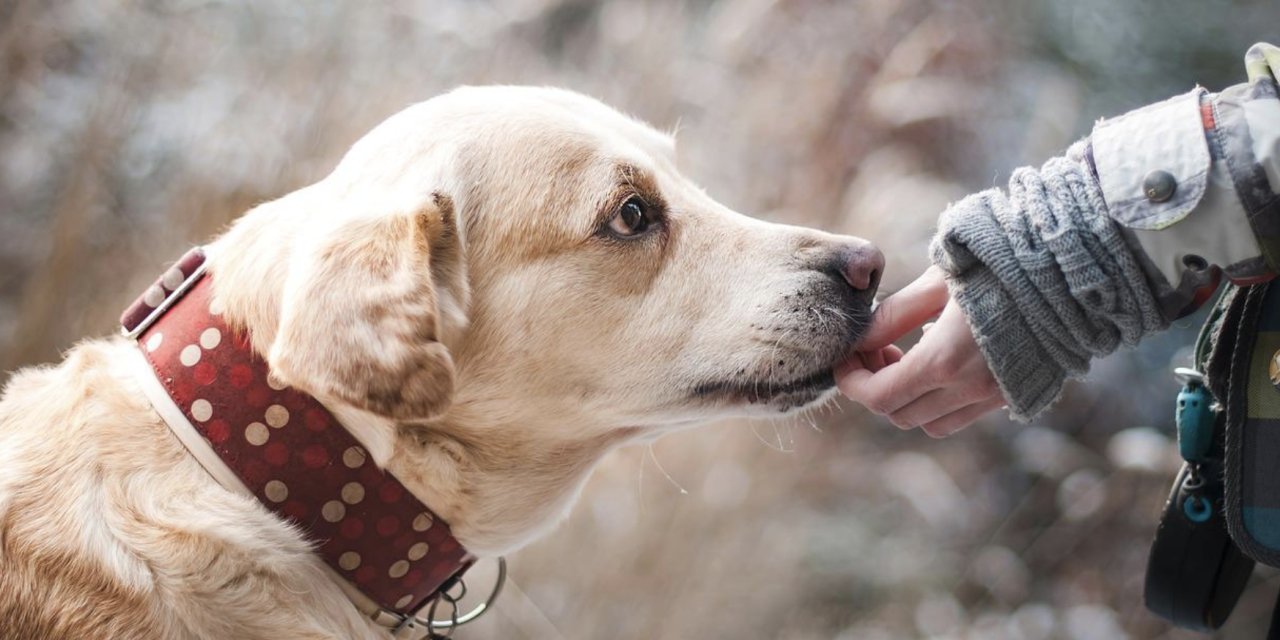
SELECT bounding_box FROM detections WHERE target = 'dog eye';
[607,197,655,238]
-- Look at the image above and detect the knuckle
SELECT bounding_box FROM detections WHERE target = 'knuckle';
[891,419,915,431]
[887,413,915,430]
[865,399,890,415]
[921,423,952,439]
[935,347,966,373]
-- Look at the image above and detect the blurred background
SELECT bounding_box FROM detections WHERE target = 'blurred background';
[2,1,1278,638]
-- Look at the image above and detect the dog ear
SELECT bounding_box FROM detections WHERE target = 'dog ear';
[268,194,460,421]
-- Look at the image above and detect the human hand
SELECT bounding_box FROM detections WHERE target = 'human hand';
[837,266,1006,437]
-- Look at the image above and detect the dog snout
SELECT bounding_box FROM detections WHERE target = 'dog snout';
[831,241,884,299]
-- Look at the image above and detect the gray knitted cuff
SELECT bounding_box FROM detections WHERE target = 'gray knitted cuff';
[941,259,1069,420]
[930,142,1169,421]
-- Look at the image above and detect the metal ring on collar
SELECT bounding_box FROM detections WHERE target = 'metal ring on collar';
[397,557,507,633]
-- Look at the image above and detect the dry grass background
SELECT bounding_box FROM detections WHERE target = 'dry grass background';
[2,1,1279,638]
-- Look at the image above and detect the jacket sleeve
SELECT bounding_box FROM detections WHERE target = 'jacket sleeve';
[1100,42,1280,318]
[930,43,1280,420]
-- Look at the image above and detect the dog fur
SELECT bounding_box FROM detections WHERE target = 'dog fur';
[0,86,880,639]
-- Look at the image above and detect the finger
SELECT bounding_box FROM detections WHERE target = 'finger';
[835,354,867,378]
[837,358,940,417]
[883,345,904,365]
[886,385,990,430]
[860,349,887,371]
[866,346,904,372]
[836,345,903,378]
[857,266,949,350]
[919,398,1006,438]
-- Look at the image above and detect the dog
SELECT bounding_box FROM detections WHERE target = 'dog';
[0,86,882,639]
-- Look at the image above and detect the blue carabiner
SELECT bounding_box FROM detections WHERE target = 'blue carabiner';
[1176,381,1215,464]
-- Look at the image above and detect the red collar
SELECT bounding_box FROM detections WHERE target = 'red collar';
[120,248,473,621]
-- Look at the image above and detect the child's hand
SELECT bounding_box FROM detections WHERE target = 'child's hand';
[837,267,1005,437]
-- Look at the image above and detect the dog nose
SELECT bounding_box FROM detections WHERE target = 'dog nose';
[839,242,884,295]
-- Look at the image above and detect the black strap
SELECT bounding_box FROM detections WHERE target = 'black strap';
[1268,584,1280,640]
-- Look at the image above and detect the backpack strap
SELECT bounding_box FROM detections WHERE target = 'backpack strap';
[1219,279,1280,566]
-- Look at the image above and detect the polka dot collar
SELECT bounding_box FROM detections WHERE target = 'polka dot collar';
[121,248,473,621]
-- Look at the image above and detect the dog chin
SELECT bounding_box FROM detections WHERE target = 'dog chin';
[691,367,838,413]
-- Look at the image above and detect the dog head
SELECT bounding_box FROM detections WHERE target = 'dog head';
[209,86,882,550]
[264,87,879,418]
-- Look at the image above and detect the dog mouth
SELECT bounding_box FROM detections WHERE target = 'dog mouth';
[691,367,837,409]
[687,282,870,412]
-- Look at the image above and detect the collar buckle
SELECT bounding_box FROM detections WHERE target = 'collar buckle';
[120,247,209,340]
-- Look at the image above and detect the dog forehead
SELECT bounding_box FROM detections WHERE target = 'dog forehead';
[366,87,674,178]
[332,87,675,193]
[447,86,674,157]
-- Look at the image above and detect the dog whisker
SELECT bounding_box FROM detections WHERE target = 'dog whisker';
[646,443,688,496]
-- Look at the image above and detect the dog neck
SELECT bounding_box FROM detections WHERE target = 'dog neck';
[382,409,645,557]
[122,251,476,623]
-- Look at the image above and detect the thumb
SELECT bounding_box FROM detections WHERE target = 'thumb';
[856,266,949,350]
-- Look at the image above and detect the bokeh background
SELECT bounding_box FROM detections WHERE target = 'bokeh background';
[2,1,1279,638]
